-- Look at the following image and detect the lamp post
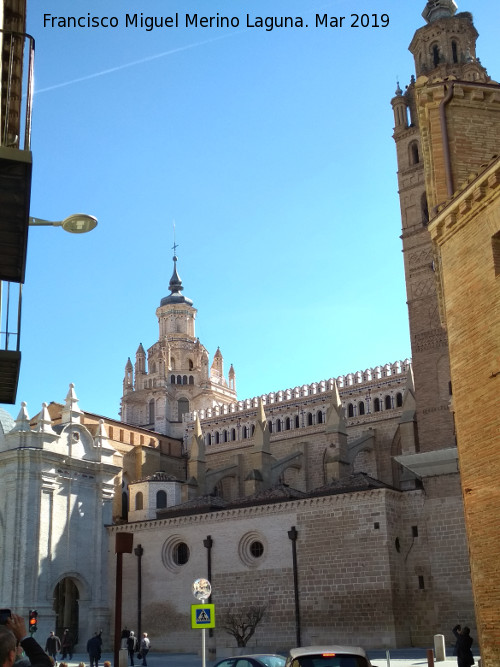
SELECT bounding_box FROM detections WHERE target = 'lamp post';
[29,213,98,233]
[134,544,144,641]
[114,533,134,667]
[288,526,301,647]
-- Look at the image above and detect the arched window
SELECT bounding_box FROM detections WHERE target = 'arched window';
[348,403,354,418]
[215,432,220,444]
[148,399,155,424]
[433,44,440,67]
[223,430,228,442]
[156,490,167,509]
[268,420,273,433]
[452,40,458,64]
[385,395,392,410]
[188,359,194,370]
[189,376,194,385]
[251,425,255,436]
[121,492,128,520]
[206,433,212,446]
[243,425,248,439]
[374,398,381,412]
[171,375,176,384]
[359,401,365,416]
[317,410,323,424]
[182,375,187,385]
[307,412,313,426]
[231,428,236,441]
[409,141,419,165]
[285,417,291,430]
[178,397,189,421]
[177,375,182,384]
[396,392,403,407]
[276,419,282,432]
[295,415,300,428]
[135,492,143,511]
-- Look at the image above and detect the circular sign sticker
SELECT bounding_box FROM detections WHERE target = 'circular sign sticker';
[192,578,211,601]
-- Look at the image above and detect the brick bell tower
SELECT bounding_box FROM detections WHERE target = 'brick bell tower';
[390,0,491,454]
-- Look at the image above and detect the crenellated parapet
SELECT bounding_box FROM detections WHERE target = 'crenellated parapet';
[183,360,412,449]
[187,359,411,422]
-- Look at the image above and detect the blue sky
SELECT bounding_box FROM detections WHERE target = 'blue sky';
[8,0,499,421]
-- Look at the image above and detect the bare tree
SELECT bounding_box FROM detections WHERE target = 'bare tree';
[220,605,267,647]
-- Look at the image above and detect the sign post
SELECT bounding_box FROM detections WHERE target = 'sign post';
[192,578,214,667]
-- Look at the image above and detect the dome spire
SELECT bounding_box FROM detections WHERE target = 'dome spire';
[422,0,457,24]
[160,235,193,307]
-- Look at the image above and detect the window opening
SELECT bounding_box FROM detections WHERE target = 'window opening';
[156,490,167,509]
[250,541,264,558]
[135,492,143,511]
[433,45,440,67]
[173,542,190,565]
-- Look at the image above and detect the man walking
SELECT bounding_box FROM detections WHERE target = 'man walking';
[44,631,60,665]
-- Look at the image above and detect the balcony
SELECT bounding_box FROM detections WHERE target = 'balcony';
[0,28,34,402]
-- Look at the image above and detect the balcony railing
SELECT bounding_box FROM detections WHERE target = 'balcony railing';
[1,28,35,149]
[0,29,34,401]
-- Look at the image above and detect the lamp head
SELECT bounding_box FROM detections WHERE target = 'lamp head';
[61,214,98,234]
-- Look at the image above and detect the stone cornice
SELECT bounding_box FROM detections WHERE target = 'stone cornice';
[429,157,500,245]
[107,486,400,533]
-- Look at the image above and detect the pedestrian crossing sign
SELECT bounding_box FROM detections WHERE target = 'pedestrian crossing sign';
[191,603,215,628]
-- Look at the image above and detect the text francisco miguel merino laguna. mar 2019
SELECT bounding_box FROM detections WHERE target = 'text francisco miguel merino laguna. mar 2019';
[42,12,391,32]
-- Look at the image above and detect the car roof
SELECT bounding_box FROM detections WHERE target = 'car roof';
[216,655,285,661]
[288,646,367,658]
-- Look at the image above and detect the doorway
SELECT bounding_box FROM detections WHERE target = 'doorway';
[53,578,80,645]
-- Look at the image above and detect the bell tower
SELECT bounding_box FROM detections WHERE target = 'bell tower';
[120,253,237,438]
[390,1,491,453]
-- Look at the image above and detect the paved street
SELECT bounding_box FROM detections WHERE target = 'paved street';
[50,647,481,667]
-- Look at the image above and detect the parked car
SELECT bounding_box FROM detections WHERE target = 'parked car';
[285,645,376,667]
[213,654,287,667]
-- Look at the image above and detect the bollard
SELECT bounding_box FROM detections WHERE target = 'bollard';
[427,648,434,667]
[434,634,446,661]
[386,649,390,666]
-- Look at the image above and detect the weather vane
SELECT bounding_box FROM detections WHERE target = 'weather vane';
[172,219,178,256]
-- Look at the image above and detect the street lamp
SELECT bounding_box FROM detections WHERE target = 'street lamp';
[29,213,97,234]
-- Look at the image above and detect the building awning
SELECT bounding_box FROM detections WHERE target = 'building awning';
[395,447,459,477]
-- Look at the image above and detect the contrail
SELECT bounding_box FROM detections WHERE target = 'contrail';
[34,30,242,94]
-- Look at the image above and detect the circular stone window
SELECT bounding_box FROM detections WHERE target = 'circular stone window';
[162,535,191,572]
[250,540,264,558]
[238,531,267,568]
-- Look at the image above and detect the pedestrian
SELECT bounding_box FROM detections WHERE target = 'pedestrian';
[453,624,462,656]
[121,628,130,650]
[452,624,474,667]
[139,633,150,666]
[126,631,137,666]
[1,612,52,667]
[86,632,102,667]
[44,632,61,665]
[60,629,73,660]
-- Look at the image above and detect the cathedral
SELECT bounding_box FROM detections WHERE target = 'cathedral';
[1,1,499,663]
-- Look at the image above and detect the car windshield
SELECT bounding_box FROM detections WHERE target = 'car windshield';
[290,655,369,667]
[258,658,286,667]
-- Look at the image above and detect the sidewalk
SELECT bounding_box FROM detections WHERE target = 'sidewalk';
[51,648,481,667]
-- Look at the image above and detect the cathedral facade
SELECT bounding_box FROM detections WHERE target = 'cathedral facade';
[0,0,498,661]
